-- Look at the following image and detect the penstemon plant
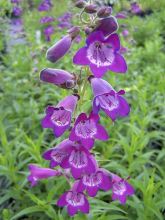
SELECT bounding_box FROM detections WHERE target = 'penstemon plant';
[28,0,134,216]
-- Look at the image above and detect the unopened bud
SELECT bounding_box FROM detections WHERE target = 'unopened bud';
[97,6,112,18]
[75,0,86,9]
[46,35,72,63]
[68,26,80,39]
[84,4,97,14]
[40,68,76,89]
[84,27,92,35]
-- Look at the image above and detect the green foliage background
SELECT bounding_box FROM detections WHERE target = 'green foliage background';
[0,0,165,219]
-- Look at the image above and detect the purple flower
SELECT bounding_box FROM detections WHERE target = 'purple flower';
[38,0,53,12]
[41,95,78,137]
[91,78,130,121]
[43,139,97,179]
[11,18,22,26]
[28,164,61,186]
[115,12,128,19]
[57,13,72,30]
[43,25,54,41]
[58,12,72,23]
[131,2,142,14]
[12,6,22,17]
[73,31,127,77]
[111,174,134,204]
[58,22,72,30]
[57,184,89,216]
[11,0,21,3]
[95,16,118,37]
[46,35,72,63]
[40,68,76,89]
[40,16,54,24]
[69,112,109,149]
[122,29,129,37]
[77,168,112,197]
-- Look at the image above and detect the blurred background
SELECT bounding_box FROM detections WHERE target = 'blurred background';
[0,0,165,219]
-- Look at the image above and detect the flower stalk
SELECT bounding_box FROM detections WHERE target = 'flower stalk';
[28,0,134,216]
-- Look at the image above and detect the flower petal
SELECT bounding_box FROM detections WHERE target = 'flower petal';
[95,124,109,140]
[103,108,118,121]
[118,96,130,117]
[73,47,89,65]
[99,174,112,191]
[79,197,90,214]
[71,167,82,179]
[90,64,108,78]
[86,186,98,197]
[41,116,53,128]
[53,124,70,138]
[86,31,104,45]
[81,138,95,149]
[57,192,68,206]
[67,205,78,216]
[105,33,120,51]
[109,54,127,73]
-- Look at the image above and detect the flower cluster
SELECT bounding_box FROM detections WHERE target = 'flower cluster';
[28,0,134,216]
[11,0,22,17]
[38,0,54,41]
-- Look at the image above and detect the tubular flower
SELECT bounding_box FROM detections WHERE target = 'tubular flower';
[91,78,130,121]
[28,164,61,187]
[41,95,78,137]
[115,12,128,19]
[43,139,97,179]
[131,2,142,14]
[69,112,109,149]
[77,168,112,197]
[38,0,52,11]
[111,174,134,204]
[40,68,76,89]
[73,31,127,77]
[12,6,22,16]
[43,25,54,41]
[40,16,54,24]
[57,183,89,216]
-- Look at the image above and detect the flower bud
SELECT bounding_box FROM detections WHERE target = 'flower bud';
[84,27,92,35]
[97,6,112,18]
[95,16,118,37]
[115,12,127,19]
[75,0,86,9]
[68,26,80,39]
[40,68,76,89]
[46,35,72,63]
[84,4,97,14]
